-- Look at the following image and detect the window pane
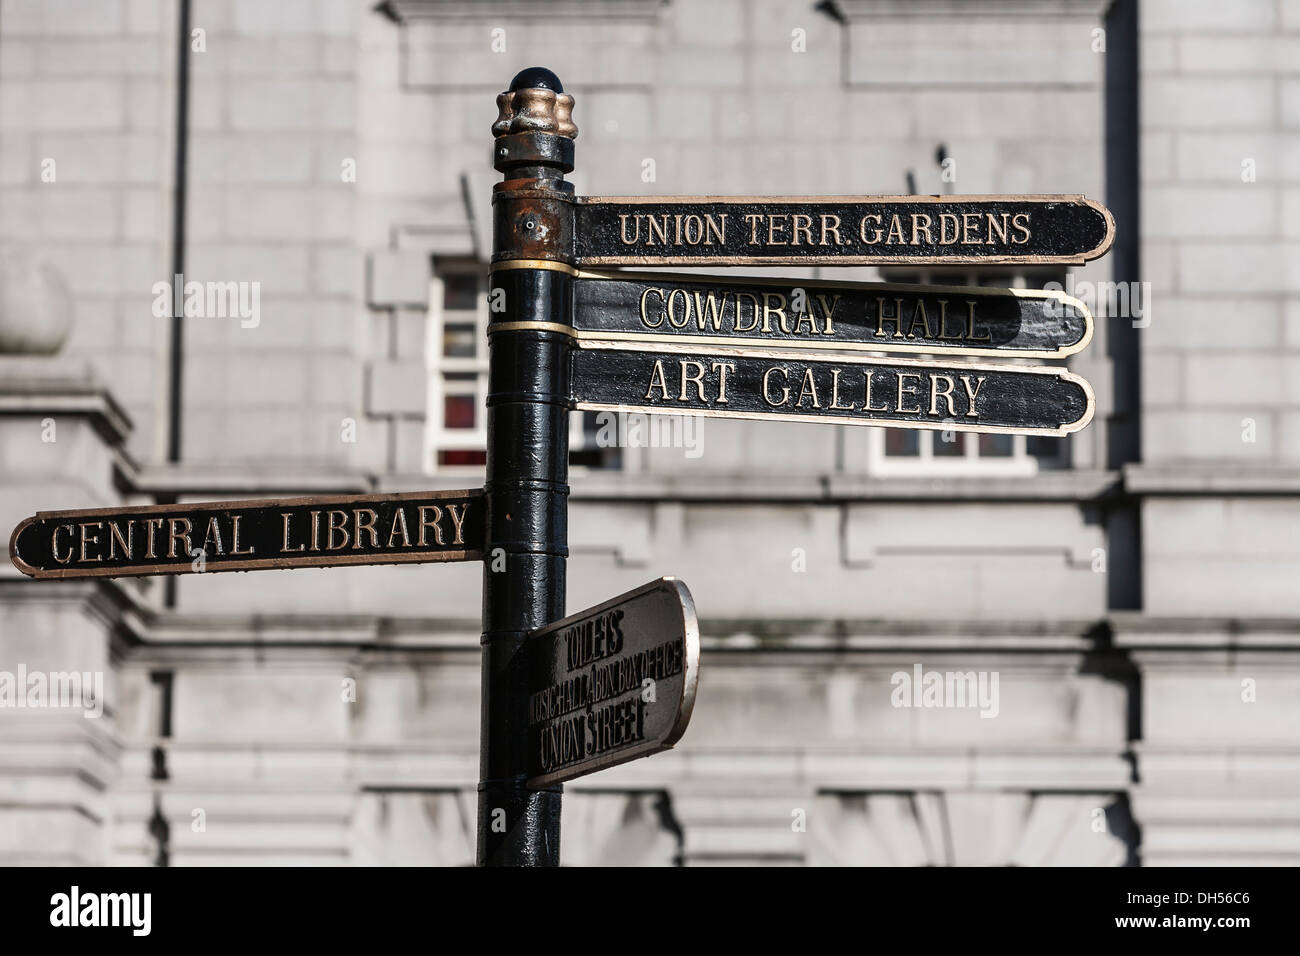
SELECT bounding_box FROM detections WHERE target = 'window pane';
[932,431,965,457]
[978,433,1014,457]
[931,272,969,287]
[438,449,486,466]
[442,275,479,310]
[884,429,919,456]
[443,322,477,358]
[444,394,476,429]
[1027,436,1061,459]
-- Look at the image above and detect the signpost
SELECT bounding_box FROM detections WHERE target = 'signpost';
[8,66,1116,868]
[526,577,699,788]
[557,269,1093,359]
[570,195,1114,266]
[569,345,1094,437]
[9,490,482,578]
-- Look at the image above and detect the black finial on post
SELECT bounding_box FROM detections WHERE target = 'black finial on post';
[509,66,563,92]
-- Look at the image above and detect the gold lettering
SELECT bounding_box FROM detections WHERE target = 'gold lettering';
[897,373,922,414]
[939,214,959,244]
[766,215,788,245]
[646,215,668,246]
[734,293,761,332]
[761,292,788,333]
[388,507,412,548]
[231,514,254,554]
[644,360,670,400]
[282,513,306,552]
[793,306,817,335]
[201,516,225,555]
[966,301,991,341]
[875,297,904,339]
[51,524,74,564]
[145,518,164,558]
[863,371,889,412]
[1011,212,1031,244]
[326,510,349,550]
[885,215,906,244]
[353,508,378,549]
[309,511,321,550]
[711,362,734,404]
[691,290,728,332]
[860,214,882,244]
[986,213,1010,245]
[960,375,987,417]
[929,374,957,416]
[679,360,706,401]
[418,505,444,546]
[938,300,965,340]
[762,367,790,406]
[744,214,763,244]
[618,214,639,245]
[961,212,981,244]
[166,517,191,559]
[108,520,133,560]
[905,300,935,339]
[445,503,468,545]
[791,214,813,246]
[639,287,664,328]
[704,214,726,245]
[666,288,690,328]
[829,369,854,410]
[815,294,839,335]
[911,214,933,245]
[820,214,842,245]
[795,368,821,408]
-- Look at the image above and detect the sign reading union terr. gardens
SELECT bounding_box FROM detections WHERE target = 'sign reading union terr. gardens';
[571,195,1114,266]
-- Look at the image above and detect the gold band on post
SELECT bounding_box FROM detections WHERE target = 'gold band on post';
[487,320,577,337]
[490,259,580,276]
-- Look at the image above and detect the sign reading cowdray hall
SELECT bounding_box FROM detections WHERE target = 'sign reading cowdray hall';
[9,66,1117,867]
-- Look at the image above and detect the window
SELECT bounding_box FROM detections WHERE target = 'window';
[425,262,621,473]
[426,263,488,472]
[867,268,1069,477]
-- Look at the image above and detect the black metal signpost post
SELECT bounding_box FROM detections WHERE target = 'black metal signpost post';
[477,66,578,866]
[7,67,1115,869]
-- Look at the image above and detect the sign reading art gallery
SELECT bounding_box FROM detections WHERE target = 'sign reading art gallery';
[526,577,699,788]
[569,345,1094,437]
[9,490,483,579]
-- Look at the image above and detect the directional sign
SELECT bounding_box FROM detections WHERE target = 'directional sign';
[527,577,699,788]
[565,269,1092,359]
[572,195,1113,266]
[570,344,1093,437]
[9,489,483,579]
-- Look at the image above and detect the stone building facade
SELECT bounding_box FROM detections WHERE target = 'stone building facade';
[0,0,1296,865]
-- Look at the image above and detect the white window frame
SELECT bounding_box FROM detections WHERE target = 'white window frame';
[864,267,1068,479]
[425,270,489,474]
